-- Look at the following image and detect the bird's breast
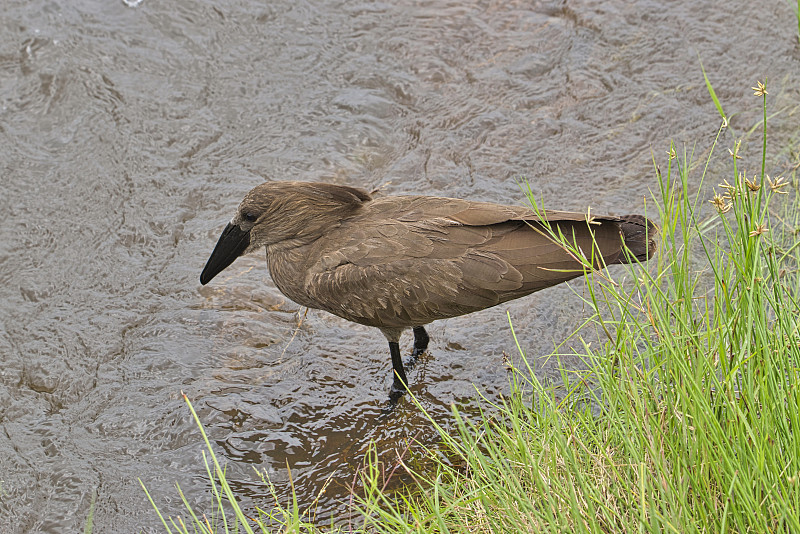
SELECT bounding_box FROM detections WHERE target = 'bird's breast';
[265,247,319,309]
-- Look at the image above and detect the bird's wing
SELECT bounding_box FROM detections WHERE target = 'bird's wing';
[301,197,625,328]
[302,221,512,327]
[382,195,613,226]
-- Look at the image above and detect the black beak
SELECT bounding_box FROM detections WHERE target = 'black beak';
[200,223,251,285]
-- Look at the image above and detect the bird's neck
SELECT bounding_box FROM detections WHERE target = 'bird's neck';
[265,241,317,309]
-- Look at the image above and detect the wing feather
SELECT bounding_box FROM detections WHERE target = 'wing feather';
[295,196,627,328]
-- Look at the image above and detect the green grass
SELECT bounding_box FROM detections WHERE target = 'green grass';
[144,80,800,533]
[369,81,800,533]
[370,81,800,533]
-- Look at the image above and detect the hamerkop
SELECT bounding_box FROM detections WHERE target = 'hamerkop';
[200,181,657,396]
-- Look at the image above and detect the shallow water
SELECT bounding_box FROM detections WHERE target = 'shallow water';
[1,0,798,531]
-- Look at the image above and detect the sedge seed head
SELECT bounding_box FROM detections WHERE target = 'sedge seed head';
[745,176,761,192]
[710,191,731,213]
[752,80,768,97]
[749,223,767,237]
[768,175,789,194]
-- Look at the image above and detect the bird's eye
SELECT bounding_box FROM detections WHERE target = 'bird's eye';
[243,212,257,223]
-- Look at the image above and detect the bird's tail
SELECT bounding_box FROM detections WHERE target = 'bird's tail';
[616,215,659,264]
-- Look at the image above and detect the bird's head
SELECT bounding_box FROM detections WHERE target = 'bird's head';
[200,181,371,285]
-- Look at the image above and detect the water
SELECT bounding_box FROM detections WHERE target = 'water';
[1,0,798,531]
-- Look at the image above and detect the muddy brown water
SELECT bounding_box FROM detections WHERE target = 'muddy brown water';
[1,0,799,531]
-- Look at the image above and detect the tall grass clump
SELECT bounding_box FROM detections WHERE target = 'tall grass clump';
[362,81,800,533]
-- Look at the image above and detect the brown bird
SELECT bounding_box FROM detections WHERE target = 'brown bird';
[200,181,656,397]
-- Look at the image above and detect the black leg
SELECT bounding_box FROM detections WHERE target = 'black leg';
[412,326,429,356]
[386,329,429,406]
[389,341,408,396]
[402,325,430,372]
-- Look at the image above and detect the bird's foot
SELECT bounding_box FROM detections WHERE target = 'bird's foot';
[403,346,426,372]
[389,380,407,398]
[383,378,409,411]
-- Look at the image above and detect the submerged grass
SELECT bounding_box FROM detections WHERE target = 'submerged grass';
[145,80,800,533]
[140,392,329,533]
